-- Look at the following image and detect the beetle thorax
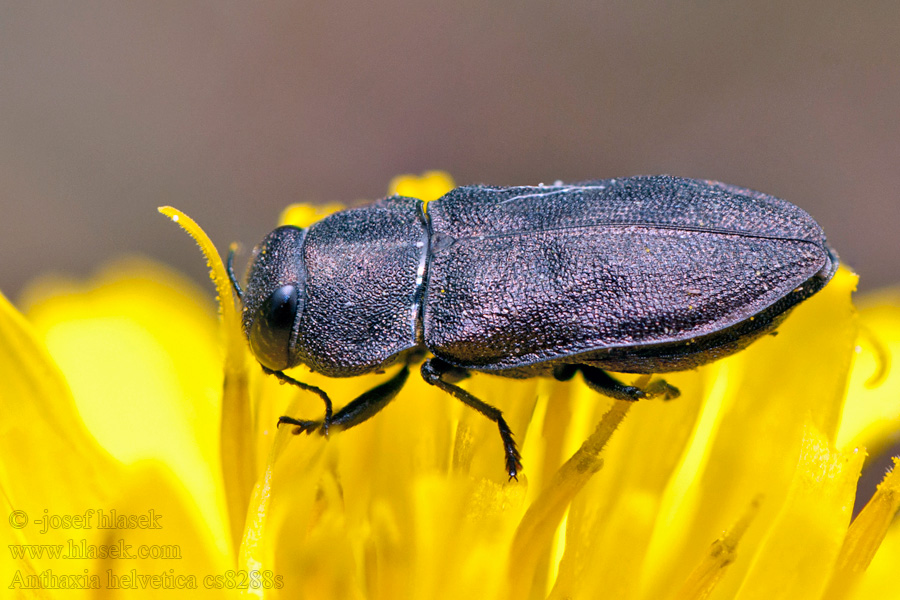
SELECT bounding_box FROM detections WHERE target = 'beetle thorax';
[292,197,429,377]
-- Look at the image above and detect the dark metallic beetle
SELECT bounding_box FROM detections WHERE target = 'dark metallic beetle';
[228,175,839,479]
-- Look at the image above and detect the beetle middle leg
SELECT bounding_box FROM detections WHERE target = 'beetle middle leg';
[421,358,523,481]
[277,365,411,436]
[571,365,680,401]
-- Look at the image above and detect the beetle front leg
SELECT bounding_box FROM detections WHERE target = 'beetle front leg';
[277,365,411,436]
[264,367,334,436]
[421,358,522,480]
[577,365,679,401]
[277,415,322,435]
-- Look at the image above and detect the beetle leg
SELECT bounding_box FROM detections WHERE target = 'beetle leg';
[332,364,410,429]
[578,365,645,400]
[552,364,578,381]
[421,358,522,481]
[264,367,334,436]
[277,415,321,434]
[276,365,410,436]
[642,378,681,400]
[577,365,679,401]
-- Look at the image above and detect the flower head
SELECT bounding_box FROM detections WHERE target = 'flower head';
[2,172,899,598]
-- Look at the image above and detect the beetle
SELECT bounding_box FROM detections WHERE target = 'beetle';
[228,175,839,479]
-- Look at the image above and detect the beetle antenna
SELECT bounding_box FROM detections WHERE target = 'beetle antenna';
[226,244,244,301]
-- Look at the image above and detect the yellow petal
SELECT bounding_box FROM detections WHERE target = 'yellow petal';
[511,399,632,599]
[388,171,456,203]
[19,259,230,559]
[88,461,231,599]
[0,289,123,593]
[552,369,706,599]
[159,207,254,555]
[734,421,864,600]
[641,268,858,599]
[674,496,762,600]
[823,457,900,599]
[847,514,900,599]
[836,288,900,451]
[278,171,454,232]
[237,399,320,592]
[278,203,344,228]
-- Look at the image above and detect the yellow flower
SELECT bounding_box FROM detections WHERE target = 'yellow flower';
[2,171,899,599]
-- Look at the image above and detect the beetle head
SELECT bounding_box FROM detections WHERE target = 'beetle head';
[240,225,308,372]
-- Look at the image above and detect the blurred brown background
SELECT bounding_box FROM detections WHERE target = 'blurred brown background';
[1,2,898,299]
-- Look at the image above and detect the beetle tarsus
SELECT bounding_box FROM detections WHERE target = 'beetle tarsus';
[422,358,523,480]
[643,379,681,401]
[578,365,679,401]
[578,365,645,401]
[497,415,523,481]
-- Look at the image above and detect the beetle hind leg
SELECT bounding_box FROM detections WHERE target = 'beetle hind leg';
[577,365,679,401]
[421,358,522,480]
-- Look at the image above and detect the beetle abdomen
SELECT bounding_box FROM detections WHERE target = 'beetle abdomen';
[423,176,837,372]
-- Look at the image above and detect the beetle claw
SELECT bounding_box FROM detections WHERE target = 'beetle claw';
[643,380,681,401]
[277,415,322,435]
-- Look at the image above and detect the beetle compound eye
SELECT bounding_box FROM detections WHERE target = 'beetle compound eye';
[249,284,299,371]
